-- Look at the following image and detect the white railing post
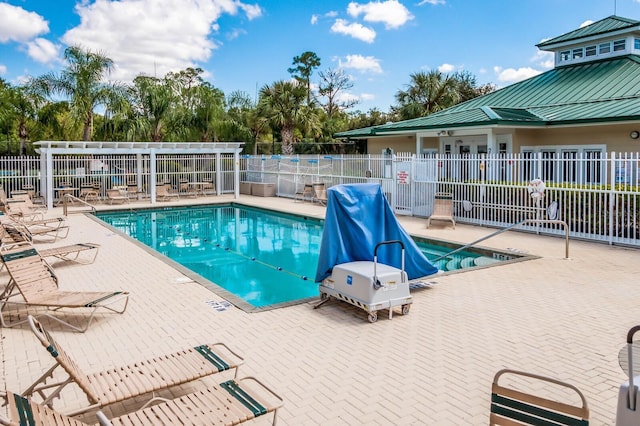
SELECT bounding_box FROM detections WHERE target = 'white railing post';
[609,151,617,245]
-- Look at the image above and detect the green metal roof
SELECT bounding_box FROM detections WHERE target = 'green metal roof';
[537,16,639,49]
[337,55,640,137]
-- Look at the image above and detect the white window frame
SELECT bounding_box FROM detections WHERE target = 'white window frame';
[613,39,626,51]
[520,144,606,184]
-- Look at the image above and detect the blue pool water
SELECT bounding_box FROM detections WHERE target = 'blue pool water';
[96,204,508,309]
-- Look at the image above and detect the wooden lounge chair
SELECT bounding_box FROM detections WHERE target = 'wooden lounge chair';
[156,183,180,201]
[427,192,456,229]
[490,369,590,425]
[0,246,129,332]
[24,315,248,417]
[2,375,283,426]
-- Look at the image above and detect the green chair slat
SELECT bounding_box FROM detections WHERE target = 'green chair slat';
[491,393,588,426]
[13,393,36,426]
[194,345,230,372]
[85,291,125,307]
[220,379,267,417]
[1,248,39,262]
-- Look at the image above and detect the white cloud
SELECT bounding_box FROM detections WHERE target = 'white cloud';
[226,28,247,41]
[26,38,61,64]
[359,93,375,101]
[438,63,455,73]
[0,64,6,75]
[531,50,554,69]
[239,3,262,20]
[347,0,413,29]
[331,19,376,43]
[311,14,319,25]
[418,0,445,4]
[336,91,360,104]
[0,3,49,43]
[60,0,262,82]
[339,54,383,74]
[493,66,542,83]
[580,20,593,28]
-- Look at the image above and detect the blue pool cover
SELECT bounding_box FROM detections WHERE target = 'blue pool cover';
[315,183,439,282]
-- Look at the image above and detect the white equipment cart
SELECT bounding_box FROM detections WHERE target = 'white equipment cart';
[316,240,412,323]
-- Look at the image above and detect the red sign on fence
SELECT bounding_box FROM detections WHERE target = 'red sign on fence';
[397,170,409,184]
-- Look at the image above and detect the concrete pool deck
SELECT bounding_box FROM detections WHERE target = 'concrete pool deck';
[1,194,639,424]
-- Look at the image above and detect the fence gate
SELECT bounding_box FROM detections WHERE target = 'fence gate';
[394,154,413,215]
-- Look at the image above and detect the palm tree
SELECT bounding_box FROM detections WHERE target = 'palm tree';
[226,90,269,154]
[393,70,461,120]
[0,79,46,154]
[259,80,320,155]
[126,76,176,142]
[183,82,227,142]
[36,45,125,141]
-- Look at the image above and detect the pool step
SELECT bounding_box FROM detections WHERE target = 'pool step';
[459,257,476,269]
[445,258,461,271]
[474,256,501,267]
[434,258,449,271]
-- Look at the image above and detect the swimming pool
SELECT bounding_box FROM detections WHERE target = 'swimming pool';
[96,204,525,310]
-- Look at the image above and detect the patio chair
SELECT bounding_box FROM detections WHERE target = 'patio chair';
[105,188,128,205]
[0,246,129,332]
[312,182,328,205]
[179,179,197,198]
[490,368,589,425]
[156,183,180,201]
[1,217,69,244]
[24,315,247,417]
[2,374,283,426]
[201,177,215,195]
[0,223,98,264]
[1,191,48,222]
[79,183,101,203]
[295,183,314,202]
[427,192,456,229]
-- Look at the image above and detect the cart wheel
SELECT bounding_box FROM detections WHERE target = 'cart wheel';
[401,304,410,315]
[320,292,329,301]
[368,312,378,323]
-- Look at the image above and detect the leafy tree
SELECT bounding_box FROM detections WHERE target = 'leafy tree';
[288,51,321,106]
[453,70,496,103]
[259,80,320,155]
[348,108,391,129]
[318,68,358,119]
[35,45,126,141]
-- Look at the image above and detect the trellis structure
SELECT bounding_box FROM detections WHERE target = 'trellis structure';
[34,141,244,209]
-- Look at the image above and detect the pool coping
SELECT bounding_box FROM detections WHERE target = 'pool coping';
[88,202,538,313]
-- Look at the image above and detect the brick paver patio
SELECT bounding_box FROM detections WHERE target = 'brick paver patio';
[1,194,637,425]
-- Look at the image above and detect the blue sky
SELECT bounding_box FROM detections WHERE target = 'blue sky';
[1,0,640,113]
